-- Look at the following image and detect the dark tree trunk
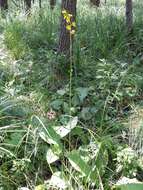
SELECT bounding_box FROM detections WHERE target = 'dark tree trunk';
[24,0,31,13]
[126,0,133,33]
[90,0,100,7]
[50,0,56,10]
[39,0,41,8]
[58,0,77,54]
[0,0,8,11]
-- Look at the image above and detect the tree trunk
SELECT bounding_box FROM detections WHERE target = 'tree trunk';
[24,0,31,13]
[0,0,8,11]
[126,0,133,33]
[39,0,41,8]
[58,0,77,54]
[50,0,56,10]
[90,0,100,7]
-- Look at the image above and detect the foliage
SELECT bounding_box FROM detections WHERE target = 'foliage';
[116,147,143,178]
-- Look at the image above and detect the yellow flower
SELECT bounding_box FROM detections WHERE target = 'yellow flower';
[64,15,71,23]
[70,30,75,35]
[72,22,76,27]
[66,24,72,31]
[62,9,67,14]
[62,9,73,23]
[62,9,76,34]
[68,14,72,17]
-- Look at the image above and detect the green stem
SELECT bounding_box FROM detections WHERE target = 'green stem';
[69,33,73,153]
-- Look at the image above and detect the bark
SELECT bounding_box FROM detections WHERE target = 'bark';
[24,0,31,13]
[58,0,77,54]
[90,0,100,7]
[0,0,8,11]
[39,0,41,8]
[126,0,133,33]
[50,0,56,10]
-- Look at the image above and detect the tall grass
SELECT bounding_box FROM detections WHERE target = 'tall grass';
[4,0,143,62]
[0,0,143,189]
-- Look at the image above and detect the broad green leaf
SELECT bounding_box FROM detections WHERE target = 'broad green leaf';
[76,87,90,103]
[80,107,98,121]
[63,102,69,113]
[80,107,92,120]
[46,148,59,164]
[39,127,61,145]
[34,116,62,149]
[57,89,67,96]
[67,150,91,177]
[53,117,78,138]
[39,129,63,154]
[79,142,108,177]
[47,172,70,189]
[50,100,63,110]
[67,142,108,183]
[72,94,80,106]
[92,142,108,176]
[79,141,99,162]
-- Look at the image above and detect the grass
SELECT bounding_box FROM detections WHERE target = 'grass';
[0,0,143,189]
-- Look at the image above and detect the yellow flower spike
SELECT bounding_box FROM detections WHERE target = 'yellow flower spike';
[63,15,66,19]
[72,22,76,27]
[63,13,67,17]
[66,24,72,31]
[62,9,76,34]
[70,30,75,35]
[65,16,71,23]
[62,10,73,23]
[62,9,67,14]
[68,14,72,17]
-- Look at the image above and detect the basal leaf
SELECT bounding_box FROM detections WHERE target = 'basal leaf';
[34,116,62,149]
[67,150,91,177]
[46,148,59,164]
[76,87,90,103]
[53,117,78,138]
[47,172,70,189]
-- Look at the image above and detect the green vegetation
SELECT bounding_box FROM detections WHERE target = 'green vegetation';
[0,0,143,189]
